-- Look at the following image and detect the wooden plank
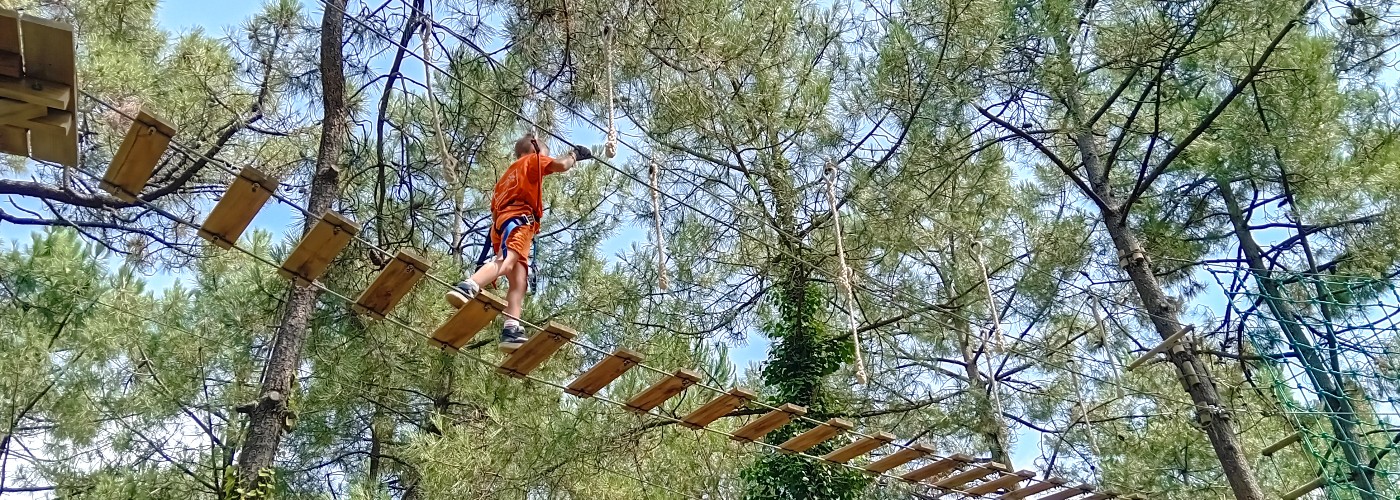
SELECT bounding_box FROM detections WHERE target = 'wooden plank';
[430,290,505,348]
[900,451,968,482]
[778,418,853,453]
[1125,325,1192,371]
[0,51,18,78]
[0,75,69,109]
[1082,492,1118,500]
[997,478,1069,500]
[1261,431,1302,457]
[0,97,45,124]
[19,13,75,85]
[965,470,1037,495]
[822,432,895,464]
[929,457,996,489]
[0,124,25,156]
[19,14,76,167]
[865,442,934,475]
[1281,477,1325,500]
[0,11,19,57]
[498,322,577,378]
[101,109,175,201]
[354,249,431,320]
[565,348,644,398]
[624,368,702,413]
[1036,485,1095,500]
[278,211,360,285]
[198,166,277,249]
[731,403,806,443]
[681,387,757,429]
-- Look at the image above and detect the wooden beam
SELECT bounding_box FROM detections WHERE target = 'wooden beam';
[0,12,19,69]
[430,290,505,349]
[624,368,702,413]
[731,403,806,443]
[822,432,895,464]
[101,109,176,201]
[498,322,577,378]
[1036,484,1095,500]
[279,211,359,285]
[996,477,1068,499]
[965,470,1036,495]
[353,249,430,320]
[1125,325,1192,371]
[1281,477,1325,500]
[866,442,934,475]
[1082,492,1118,500]
[565,348,644,398]
[0,51,17,78]
[1261,431,1302,457]
[778,418,853,454]
[0,75,69,109]
[198,166,277,249]
[680,387,757,429]
[929,457,996,489]
[899,450,966,482]
[0,97,45,124]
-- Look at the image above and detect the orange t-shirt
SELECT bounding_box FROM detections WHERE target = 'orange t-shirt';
[491,153,554,223]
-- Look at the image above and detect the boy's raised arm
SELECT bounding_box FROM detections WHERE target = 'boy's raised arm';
[547,144,593,174]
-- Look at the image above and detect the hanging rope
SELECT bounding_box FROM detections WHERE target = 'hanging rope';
[971,241,1008,446]
[650,155,669,290]
[824,162,867,384]
[417,2,467,264]
[603,25,618,159]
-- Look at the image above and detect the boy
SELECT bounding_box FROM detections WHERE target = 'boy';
[448,132,592,350]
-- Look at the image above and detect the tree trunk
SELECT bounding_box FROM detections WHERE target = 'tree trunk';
[233,0,348,490]
[1217,178,1377,499]
[1066,109,1264,498]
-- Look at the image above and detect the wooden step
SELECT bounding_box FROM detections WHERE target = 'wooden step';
[778,418,853,453]
[498,322,577,378]
[1036,485,1096,500]
[965,470,1036,495]
[430,290,506,349]
[199,166,277,249]
[353,249,430,320]
[997,477,1068,499]
[566,348,644,398]
[1261,431,1302,457]
[865,442,934,475]
[822,432,895,464]
[681,388,757,429]
[278,211,359,285]
[929,457,997,489]
[101,109,175,202]
[731,403,806,443]
[1082,492,1118,500]
[1281,477,1325,500]
[900,451,969,482]
[625,368,702,413]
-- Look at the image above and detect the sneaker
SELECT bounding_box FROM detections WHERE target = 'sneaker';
[500,324,527,352]
[446,281,479,309]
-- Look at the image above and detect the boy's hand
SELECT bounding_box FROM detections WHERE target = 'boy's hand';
[572,144,594,161]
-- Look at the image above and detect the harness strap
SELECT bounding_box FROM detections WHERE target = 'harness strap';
[474,214,537,267]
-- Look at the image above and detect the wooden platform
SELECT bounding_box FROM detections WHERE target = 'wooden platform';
[278,211,359,285]
[997,477,1067,499]
[354,249,430,320]
[566,348,643,398]
[865,442,934,475]
[625,369,702,413]
[0,10,77,166]
[822,431,895,464]
[778,418,851,453]
[100,108,175,202]
[429,290,505,348]
[199,166,277,249]
[902,452,971,482]
[498,322,577,378]
[965,470,1036,495]
[732,403,806,443]
[681,388,756,429]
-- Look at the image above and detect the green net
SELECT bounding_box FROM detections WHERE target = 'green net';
[1232,270,1400,500]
